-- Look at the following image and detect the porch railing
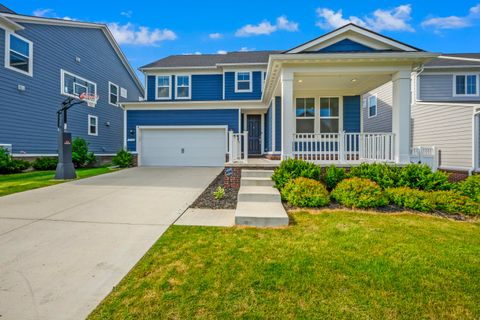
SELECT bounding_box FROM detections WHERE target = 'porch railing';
[292,132,395,163]
[228,131,248,164]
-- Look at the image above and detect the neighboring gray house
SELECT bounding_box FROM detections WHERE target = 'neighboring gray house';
[0,5,143,159]
[363,54,480,173]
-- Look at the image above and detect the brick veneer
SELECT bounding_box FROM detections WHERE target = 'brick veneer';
[223,166,242,188]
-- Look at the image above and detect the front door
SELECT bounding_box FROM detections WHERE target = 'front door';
[247,115,262,155]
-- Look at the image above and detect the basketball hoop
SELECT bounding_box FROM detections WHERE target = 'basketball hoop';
[79,92,99,107]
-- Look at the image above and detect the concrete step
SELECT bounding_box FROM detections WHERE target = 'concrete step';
[241,169,274,178]
[241,177,274,187]
[237,186,281,203]
[235,201,289,227]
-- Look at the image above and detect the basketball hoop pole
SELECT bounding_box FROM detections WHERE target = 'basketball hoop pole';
[54,97,87,180]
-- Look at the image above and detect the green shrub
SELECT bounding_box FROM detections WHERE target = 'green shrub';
[454,174,480,202]
[0,147,31,174]
[281,177,330,208]
[72,138,96,168]
[397,164,450,191]
[214,186,225,200]
[272,158,321,190]
[348,163,400,189]
[112,150,133,168]
[331,177,389,209]
[386,187,480,216]
[323,165,346,191]
[32,157,58,171]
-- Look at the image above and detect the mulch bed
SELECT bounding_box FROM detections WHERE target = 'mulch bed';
[191,172,239,209]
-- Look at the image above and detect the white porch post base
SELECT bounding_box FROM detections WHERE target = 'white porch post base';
[281,70,294,160]
[392,70,412,164]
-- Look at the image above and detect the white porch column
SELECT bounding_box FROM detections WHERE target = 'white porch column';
[392,70,412,164]
[281,70,294,160]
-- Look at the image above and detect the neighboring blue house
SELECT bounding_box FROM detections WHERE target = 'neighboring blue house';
[123,24,436,167]
[0,5,143,159]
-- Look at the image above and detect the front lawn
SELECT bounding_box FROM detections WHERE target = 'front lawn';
[89,211,480,319]
[0,167,119,197]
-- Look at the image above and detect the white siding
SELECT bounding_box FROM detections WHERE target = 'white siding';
[411,103,474,169]
[362,81,392,133]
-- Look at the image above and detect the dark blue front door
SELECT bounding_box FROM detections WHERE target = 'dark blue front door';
[247,115,261,155]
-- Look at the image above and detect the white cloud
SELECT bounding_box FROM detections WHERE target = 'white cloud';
[316,5,414,32]
[217,50,227,54]
[209,33,223,39]
[239,47,255,52]
[422,4,480,30]
[121,10,133,18]
[182,52,202,55]
[235,16,299,37]
[108,23,177,46]
[33,8,54,17]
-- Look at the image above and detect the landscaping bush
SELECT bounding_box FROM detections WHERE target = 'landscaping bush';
[32,157,58,171]
[72,138,96,168]
[322,165,346,191]
[0,147,30,174]
[281,177,330,208]
[429,190,480,216]
[213,186,225,200]
[272,158,321,190]
[348,163,400,189]
[385,187,435,212]
[112,149,133,168]
[397,164,450,191]
[454,174,480,203]
[331,177,389,209]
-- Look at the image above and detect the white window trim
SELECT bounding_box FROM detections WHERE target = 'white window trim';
[88,115,98,136]
[175,74,191,100]
[261,71,266,92]
[155,75,172,100]
[295,97,316,133]
[453,74,479,97]
[5,31,33,77]
[319,96,341,133]
[108,81,119,106]
[368,94,378,118]
[235,71,252,93]
[60,69,97,105]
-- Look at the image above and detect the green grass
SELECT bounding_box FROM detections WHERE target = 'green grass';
[0,167,119,197]
[89,211,480,320]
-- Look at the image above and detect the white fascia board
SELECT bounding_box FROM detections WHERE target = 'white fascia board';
[270,51,439,62]
[140,66,219,71]
[122,100,267,110]
[438,56,480,62]
[0,15,24,31]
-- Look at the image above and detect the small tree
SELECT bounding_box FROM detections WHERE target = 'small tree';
[72,138,96,168]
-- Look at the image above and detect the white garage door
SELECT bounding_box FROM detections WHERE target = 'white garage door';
[139,127,226,167]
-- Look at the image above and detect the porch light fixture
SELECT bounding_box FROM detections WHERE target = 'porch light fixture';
[351,78,357,83]
[298,79,303,83]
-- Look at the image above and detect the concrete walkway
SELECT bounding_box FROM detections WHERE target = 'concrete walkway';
[0,167,221,320]
[175,208,235,227]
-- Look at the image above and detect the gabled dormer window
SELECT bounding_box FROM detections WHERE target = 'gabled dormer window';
[6,32,33,76]
[156,75,171,100]
[176,75,191,99]
[454,74,478,96]
[235,71,252,93]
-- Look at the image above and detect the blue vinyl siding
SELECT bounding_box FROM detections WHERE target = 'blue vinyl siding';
[318,39,376,53]
[147,74,223,101]
[264,103,272,152]
[0,24,142,155]
[275,96,282,152]
[224,71,263,100]
[147,75,156,101]
[343,96,361,132]
[126,109,239,151]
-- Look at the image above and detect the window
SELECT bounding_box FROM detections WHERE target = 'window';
[6,32,33,76]
[235,71,252,92]
[176,75,191,99]
[109,82,119,106]
[120,87,128,98]
[88,115,98,136]
[454,74,478,96]
[156,75,171,99]
[61,70,97,103]
[368,95,377,118]
[295,98,315,133]
[319,97,339,133]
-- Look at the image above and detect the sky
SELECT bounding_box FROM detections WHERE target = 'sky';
[4,1,480,80]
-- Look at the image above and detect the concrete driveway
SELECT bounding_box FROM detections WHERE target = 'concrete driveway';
[0,167,221,320]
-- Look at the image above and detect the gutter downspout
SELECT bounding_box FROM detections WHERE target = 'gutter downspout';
[472,109,480,175]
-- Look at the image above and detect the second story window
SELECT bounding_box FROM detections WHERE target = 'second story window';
[454,74,478,96]
[109,82,119,106]
[6,32,33,76]
[156,75,171,99]
[235,71,252,93]
[176,75,191,99]
[61,69,97,105]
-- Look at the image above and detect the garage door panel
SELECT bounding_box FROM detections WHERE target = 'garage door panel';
[140,128,226,167]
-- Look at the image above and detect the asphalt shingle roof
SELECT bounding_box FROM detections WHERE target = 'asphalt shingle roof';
[425,53,480,67]
[140,50,282,69]
[0,4,15,14]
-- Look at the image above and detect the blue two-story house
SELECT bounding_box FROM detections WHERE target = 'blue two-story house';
[0,5,143,160]
[124,24,436,167]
